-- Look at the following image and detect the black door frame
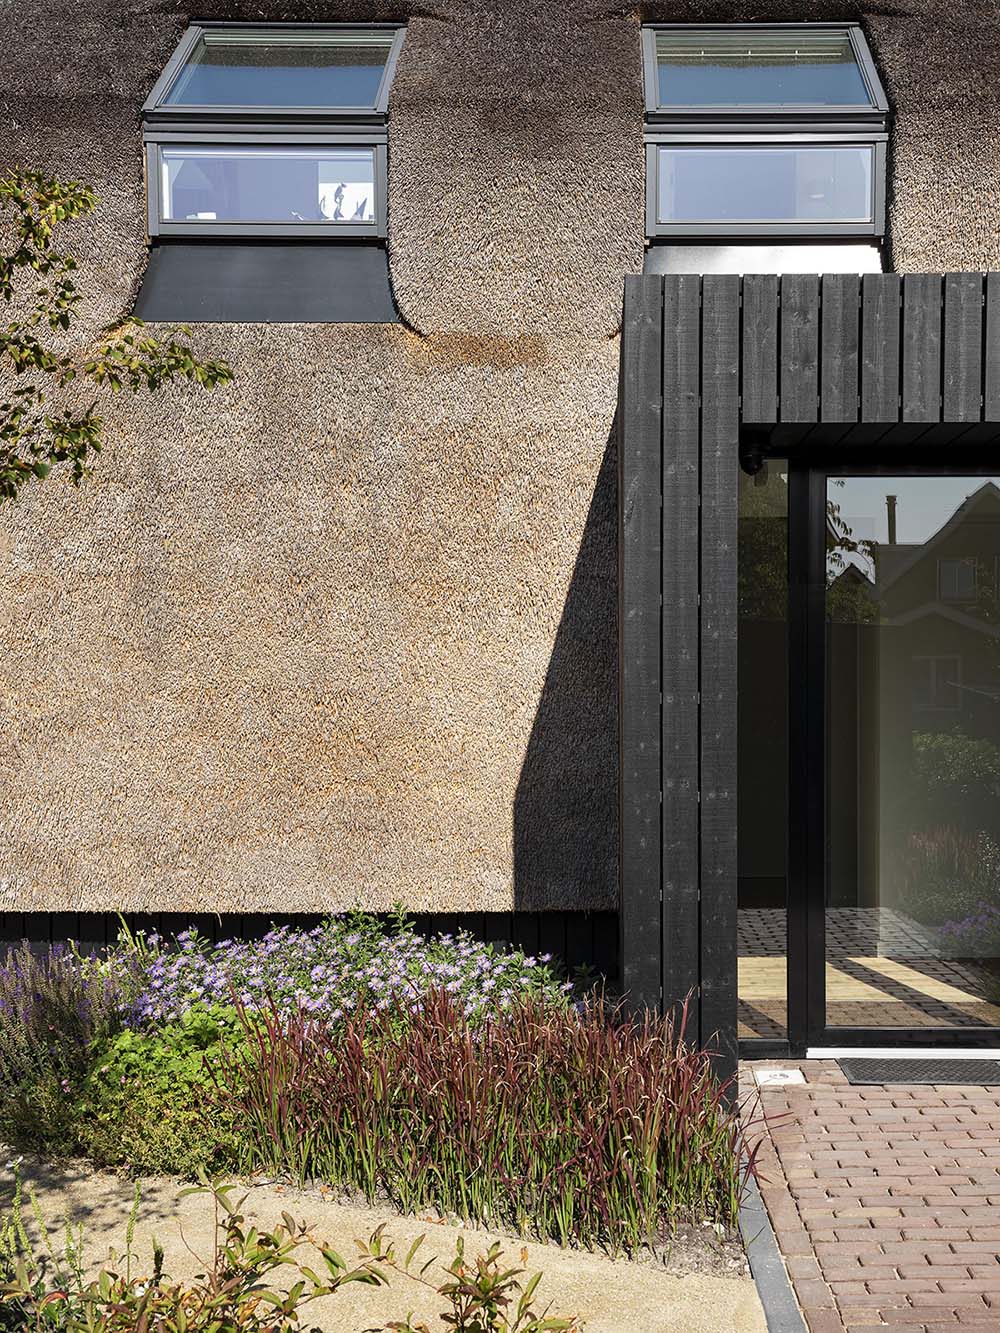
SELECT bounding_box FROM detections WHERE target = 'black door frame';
[786,456,1000,1051]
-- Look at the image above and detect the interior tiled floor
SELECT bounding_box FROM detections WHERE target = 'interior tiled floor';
[738,908,1000,1039]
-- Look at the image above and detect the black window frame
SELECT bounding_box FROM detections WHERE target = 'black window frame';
[641,22,889,241]
[141,21,405,241]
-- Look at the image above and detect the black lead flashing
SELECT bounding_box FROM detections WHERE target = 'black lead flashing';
[132,242,399,324]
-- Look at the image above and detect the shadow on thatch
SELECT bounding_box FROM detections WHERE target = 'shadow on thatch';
[512,423,619,968]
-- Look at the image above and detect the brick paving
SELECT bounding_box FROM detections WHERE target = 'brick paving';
[742,1060,1000,1331]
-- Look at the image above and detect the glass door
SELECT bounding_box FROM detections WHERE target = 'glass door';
[793,467,1000,1046]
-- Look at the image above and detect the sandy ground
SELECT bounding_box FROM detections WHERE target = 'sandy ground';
[0,1159,767,1333]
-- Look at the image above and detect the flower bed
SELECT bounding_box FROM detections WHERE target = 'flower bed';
[0,915,754,1253]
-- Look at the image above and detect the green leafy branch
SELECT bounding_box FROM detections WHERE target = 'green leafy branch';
[0,167,232,502]
[357,1226,583,1333]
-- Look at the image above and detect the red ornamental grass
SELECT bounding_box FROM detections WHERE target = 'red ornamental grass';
[216,992,759,1253]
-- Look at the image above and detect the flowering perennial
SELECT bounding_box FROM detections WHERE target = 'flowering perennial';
[937,902,1000,956]
[126,917,572,1026]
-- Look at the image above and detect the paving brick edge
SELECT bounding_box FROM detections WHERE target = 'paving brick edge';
[739,1173,808,1333]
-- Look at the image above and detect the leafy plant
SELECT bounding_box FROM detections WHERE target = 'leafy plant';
[71,1006,245,1177]
[359,1227,581,1333]
[0,1161,89,1332]
[908,730,1000,832]
[115,914,573,1029]
[0,1175,582,1333]
[217,991,756,1253]
[937,903,1000,957]
[0,167,231,501]
[895,826,1000,925]
[0,1176,383,1332]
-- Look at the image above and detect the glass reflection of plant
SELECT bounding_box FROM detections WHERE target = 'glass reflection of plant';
[738,468,880,623]
[890,733,1000,931]
[825,480,880,623]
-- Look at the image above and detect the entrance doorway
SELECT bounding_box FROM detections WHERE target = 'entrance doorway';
[739,460,1000,1051]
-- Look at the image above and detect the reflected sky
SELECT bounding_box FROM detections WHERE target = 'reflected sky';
[831,476,1000,579]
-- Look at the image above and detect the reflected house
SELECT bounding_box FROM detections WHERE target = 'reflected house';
[829,483,1000,917]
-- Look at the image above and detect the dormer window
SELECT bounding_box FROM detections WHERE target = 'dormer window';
[641,24,889,240]
[141,24,405,239]
[135,23,404,321]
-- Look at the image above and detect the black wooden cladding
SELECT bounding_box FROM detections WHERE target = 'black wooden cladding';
[619,278,666,1012]
[619,271,1000,1072]
[660,275,700,1020]
[0,911,618,980]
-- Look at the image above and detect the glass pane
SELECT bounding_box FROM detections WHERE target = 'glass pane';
[826,476,1000,1029]
[657,146,873,225]
[164,30,394,108]
[655,28,873,107]
[738,460,789,1040]
[160,146,375,225]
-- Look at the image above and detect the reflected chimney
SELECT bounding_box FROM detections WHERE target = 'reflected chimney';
[886,494,898,545]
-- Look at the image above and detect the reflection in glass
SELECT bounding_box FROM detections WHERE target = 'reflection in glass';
[827,476,1000,1029]
[657,146,873,225]
[160,146,375,225]
[738,461,789,1040]
[164,31,394,108]
[655,28,873,107]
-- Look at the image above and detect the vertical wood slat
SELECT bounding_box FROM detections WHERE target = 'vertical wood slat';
[592,911,620,982]
[741,275,778,423]
[661,275,701,1018]
[943,273,984,422]
[619,275,664,1013]
[538,913,566,963]
[986,274,1000,421]
[564,911,592,972]
[48,912,76,945]
[902,274,943,422]
[699,274,740,1073]
[821,273,860,423]
[0,915,25,944]
[780,274,820,422]
[483,913,512,946]
[861,273,901,422]
[75,913,106,955]
[512,912,540,955]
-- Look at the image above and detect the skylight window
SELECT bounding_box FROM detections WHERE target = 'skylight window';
[652,29,876,109]
[157,29,398,111]
[142,23,405,239]
[641,24,889,240]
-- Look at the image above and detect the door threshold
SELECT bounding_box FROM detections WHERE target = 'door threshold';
[808,1046,1000,1060]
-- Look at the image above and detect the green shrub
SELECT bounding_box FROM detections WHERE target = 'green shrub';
[910,730,1000,830]
[71,1006,244,1177]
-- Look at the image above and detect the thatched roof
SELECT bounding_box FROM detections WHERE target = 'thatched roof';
[0,0,997,914]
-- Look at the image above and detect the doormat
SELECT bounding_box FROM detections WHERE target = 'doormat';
[839,1057,1000,1086]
